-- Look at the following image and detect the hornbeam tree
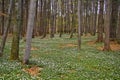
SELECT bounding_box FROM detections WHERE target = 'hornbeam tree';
[23,0,37,64]
[97,0,104,42]
[103,0,111,51]
[10,0,23,60]
[78,0,81,50]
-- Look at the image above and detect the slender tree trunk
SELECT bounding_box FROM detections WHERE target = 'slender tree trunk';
[0,0,14,57]
[59,0,64,38]
[93,0,98,36]
[59,17,63,37]
[1,0,5,35]
[50,0,55,38]
[78,0,81,50]
[103,0,111,51]
[39,0,43,36]
[41,0,47,39]
[32,0,38,38]
[97,0,104,42]
[70,0,75,38]
[110,0,119,40]
[23,0,37,64]
[10,0,23,60]
[116,7,120,44]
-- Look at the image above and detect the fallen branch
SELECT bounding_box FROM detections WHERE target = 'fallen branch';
[0,11,8,17]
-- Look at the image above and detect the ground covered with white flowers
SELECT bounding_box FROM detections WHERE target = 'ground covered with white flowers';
[0,34,120,80]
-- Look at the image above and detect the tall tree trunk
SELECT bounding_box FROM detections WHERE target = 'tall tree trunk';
[50,0,55,38]
[70,0,75,38]
[59,0,64,38]
[110,0,119,40]
[1,0,5,35]
[32,0,38,38]
[103,0,111,51]
[97,0,104,42]
[23,0,37,64]
[116,7,120,44]
[78,0,81,50]
[84,1,89,35]
[92,0,98,36]
[0,0,14,57]
[41,0,47,39]
[10,0,23,60]
[39,0,43,36]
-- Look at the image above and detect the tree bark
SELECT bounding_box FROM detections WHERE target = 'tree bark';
[103,0,111,51]
[23,0,37,64]
[97,0,104,42]
[50,0,55,38]
[110,0,119,40]
[10,0,23,60]
[78,0,81,50]
[0,0,14,57]
[116,7,120,44]
[1,0,5,35]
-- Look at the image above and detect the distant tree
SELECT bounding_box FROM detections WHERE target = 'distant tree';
[91,0,98,36]
[41,0,47,39]
[23,0,37,64]
[70,0,78,38]
[110,0,119,41]
[78,0,81,50]
[97,0,104,42]
[116,6,120,44]
[50,0,55,38]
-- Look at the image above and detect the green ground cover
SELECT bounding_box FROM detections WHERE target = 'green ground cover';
[0,35,120,80]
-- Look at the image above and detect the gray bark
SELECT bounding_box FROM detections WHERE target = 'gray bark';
[103,0,111,51]
[23,0,37,64]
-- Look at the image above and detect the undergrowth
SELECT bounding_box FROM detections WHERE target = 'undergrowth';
[0,34,120,80]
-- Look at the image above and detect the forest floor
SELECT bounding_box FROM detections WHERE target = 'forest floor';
[0,34,120,80]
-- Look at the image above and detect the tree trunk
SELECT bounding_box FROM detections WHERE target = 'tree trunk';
[97,0,104,42]
[0,0,14,57]
[1,0,5,35]
[103,0,111,51]
[92,0,98,36]
[41,0,47,39]
[50,0,55,38]
[78,0,81,50]
[10,0,23,60]
[110,0,119,40]
[116,7,120,44]
[23,0,37,64]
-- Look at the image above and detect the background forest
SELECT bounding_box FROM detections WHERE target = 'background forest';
[0,0,120,80]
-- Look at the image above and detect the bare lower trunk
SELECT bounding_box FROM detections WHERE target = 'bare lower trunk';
[1,0,5,35]
[110,0,119,40]
[0,0,14,56]
[78,0,81,50]
[116,9,120,44]
[23,0,37,64]
[10,0,23,60]
[103,0,111,51]
[97,0,104,42]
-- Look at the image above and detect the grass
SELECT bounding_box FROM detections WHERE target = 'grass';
[0,34,120,80]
